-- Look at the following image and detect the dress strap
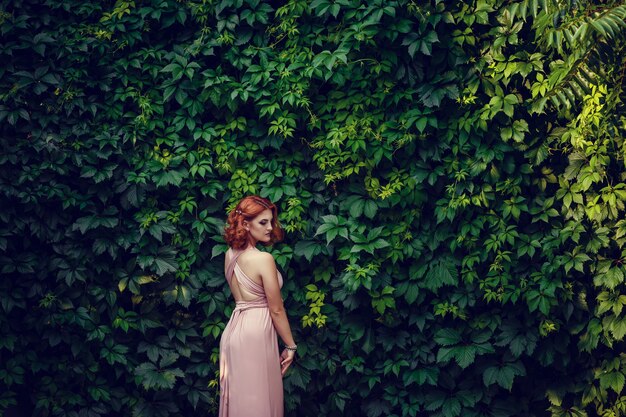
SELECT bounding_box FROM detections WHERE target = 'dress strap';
[225,248,269,298]
[225,248,245,285]
[234,263,265,295]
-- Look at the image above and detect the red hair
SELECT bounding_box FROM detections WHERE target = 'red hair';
[224,195,284,249]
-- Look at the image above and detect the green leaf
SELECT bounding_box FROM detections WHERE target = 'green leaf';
[154,257,177,276]
[594,267,625,289]
[154,169,186,187]
[482,362,526,390]
[294,240,323,262]
[599,371,625,394]
[434,328,462,346]
[441,397,461,417]
[423,259,458,291]
[453,345,477,368]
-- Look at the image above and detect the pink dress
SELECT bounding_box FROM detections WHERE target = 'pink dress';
[219,248,284,417]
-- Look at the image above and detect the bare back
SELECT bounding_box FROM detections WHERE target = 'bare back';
[224,248,267,302]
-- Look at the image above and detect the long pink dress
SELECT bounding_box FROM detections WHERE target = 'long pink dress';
[219,248,284,417]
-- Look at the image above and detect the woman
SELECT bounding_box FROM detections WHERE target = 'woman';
[219,195,297,417]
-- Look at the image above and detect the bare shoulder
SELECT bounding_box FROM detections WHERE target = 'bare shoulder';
[249,251,277,275]
[237,250,276,281]
[237,249,275,268]
[254,252,278,282]
[251,250,275,265]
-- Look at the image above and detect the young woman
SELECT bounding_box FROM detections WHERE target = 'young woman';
[219,195,297,417]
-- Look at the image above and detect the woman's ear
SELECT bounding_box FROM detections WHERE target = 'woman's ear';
[242,220,249,231]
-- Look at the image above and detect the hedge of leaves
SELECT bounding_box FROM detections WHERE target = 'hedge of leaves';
[2,0,626,416]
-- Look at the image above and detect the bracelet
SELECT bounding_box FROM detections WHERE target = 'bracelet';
[284,344,297,352]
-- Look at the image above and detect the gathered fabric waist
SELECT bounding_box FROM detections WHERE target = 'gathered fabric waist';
[233,298,268,312]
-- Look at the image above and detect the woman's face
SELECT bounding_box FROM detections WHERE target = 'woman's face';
[245,209,273,244]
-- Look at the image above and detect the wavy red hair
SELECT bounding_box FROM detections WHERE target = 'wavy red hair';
[224,195,284,249]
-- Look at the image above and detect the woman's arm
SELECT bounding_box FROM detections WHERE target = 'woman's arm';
[258,252,296,375]
[258,252,295,345]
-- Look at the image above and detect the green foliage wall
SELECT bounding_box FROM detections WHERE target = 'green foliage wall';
[2,0,626,416]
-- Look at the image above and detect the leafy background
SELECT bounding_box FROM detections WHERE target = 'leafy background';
[1,0,626,416]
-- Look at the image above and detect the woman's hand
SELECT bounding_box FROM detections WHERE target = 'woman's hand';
[280,348,295,377]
